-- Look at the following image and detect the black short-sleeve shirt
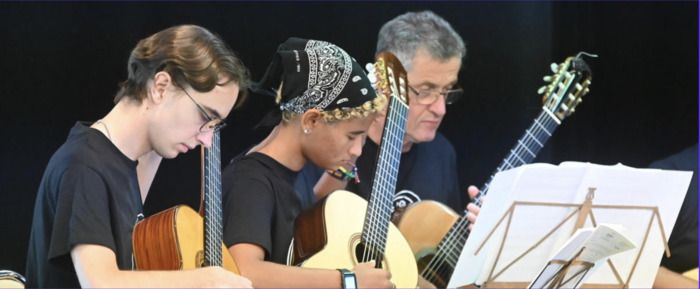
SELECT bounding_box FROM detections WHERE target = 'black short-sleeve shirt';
[295,132,463,213]
[222,152,301,264]
[25,122,142,287]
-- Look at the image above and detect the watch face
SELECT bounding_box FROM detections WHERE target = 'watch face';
[344,275,357,289]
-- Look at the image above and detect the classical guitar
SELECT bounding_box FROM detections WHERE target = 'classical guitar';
[132,131,238,272]
[0,270,25,288]
[398,54,594,287]
[288,52,418,288]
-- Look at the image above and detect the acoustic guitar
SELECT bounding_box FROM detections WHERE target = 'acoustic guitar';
[398,54,594,287]
[288,52,418,288]
[132,131,238,272]
[0,270,25,288]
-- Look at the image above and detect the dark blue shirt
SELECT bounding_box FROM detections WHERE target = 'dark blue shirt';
[650,144,698,273]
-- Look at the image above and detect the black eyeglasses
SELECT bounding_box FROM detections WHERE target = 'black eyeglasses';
[407,85,464,105]
[181,89,227,133]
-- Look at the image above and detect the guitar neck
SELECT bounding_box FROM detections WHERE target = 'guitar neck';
[476,107,561,205]
[421,55,592,285]
[361,95,409,258]
[203,131,223,266]
[422,107,563,281]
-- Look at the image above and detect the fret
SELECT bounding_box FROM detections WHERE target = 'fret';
[533,118,552,136]
[517,140,537,158]
[508,150,526,165]
[525,129,544,148]
[502,157,514,168]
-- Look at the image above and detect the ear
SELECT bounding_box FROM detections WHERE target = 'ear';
[300,109,323,132]
[149,71,172,105]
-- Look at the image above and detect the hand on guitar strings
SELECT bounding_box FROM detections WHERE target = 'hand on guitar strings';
[352,260,393,288]
[465,185,482,231]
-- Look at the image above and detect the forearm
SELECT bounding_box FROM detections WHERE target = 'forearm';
[239,259,340,288]
[72,244,249,288]
[313,173,347,201]
[82,269,216,288]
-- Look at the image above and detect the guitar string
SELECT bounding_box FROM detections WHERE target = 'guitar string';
[423,111,557,277]
[421,107,561,281]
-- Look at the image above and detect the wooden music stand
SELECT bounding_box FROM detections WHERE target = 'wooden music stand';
[473,188,671,289]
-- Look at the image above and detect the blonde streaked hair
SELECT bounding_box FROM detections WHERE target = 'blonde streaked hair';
[275,84,387,123]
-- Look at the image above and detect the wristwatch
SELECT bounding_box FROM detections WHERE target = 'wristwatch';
[337,268,357,289]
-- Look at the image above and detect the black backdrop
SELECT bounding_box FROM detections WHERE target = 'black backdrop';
[1,2,697,274]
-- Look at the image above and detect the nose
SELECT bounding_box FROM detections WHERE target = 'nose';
[195,130,213,148]
[428,93,447,117]
[349,136,364,159]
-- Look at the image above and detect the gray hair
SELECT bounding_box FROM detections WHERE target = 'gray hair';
[376,11,466,70]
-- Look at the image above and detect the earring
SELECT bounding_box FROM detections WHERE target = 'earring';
[303,128,310,134]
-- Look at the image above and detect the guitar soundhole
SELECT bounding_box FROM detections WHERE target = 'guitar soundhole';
[354,242,387,269]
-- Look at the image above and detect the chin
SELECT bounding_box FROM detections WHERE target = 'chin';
[412,131,437,144]
[156,148,179,160]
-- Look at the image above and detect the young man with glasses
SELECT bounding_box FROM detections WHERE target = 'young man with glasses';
[25,25,252,288]
[296,10,480,228]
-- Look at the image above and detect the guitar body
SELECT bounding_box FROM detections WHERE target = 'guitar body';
[290,190,418,288]
[0,270,25,288]
[398,201,459,287]
[683,268,698,281]
[398,201,459,256]
[132,205,239,273]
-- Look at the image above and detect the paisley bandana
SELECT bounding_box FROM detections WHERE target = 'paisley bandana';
[253,37,376,114]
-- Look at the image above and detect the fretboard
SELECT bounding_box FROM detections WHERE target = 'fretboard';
[475,108,560,205]
[360,94,409,262]
[203,131,223,266]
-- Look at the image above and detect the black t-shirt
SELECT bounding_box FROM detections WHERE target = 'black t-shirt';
[649,144,698,273]
[295,132,463,213]
[25,122,142,288]
[222,152,301,264]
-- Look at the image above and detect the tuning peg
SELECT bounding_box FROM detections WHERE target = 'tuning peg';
[550,63,559,73]
[543,75,552,82]
[537,85,547,95]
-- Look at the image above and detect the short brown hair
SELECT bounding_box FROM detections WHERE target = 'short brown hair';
[114,25,250,108]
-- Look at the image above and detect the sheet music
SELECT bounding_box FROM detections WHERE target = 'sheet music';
[529,224,636,289]
[448,162,692,288]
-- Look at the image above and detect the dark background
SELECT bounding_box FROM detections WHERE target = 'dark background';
[0,2,697,274]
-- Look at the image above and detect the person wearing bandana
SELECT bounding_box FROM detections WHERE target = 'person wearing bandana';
[295,11,481,230]
[221,38,393,288]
